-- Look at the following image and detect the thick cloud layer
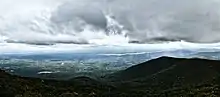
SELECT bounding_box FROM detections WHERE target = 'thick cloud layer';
[1,0,220,44]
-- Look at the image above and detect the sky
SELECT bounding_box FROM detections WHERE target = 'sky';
[1,0,220,45]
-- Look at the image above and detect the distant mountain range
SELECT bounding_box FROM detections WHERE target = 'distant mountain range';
[1,57,220,96]
[190,51,220,60]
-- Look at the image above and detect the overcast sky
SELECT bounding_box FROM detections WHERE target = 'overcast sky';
[1,0,220,43]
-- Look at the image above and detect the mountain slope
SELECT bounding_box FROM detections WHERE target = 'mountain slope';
[113,56,220,82]
[108,57,220,96]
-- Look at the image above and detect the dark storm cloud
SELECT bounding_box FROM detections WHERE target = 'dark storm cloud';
[51,0,220,43]
[50,0,107,31]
